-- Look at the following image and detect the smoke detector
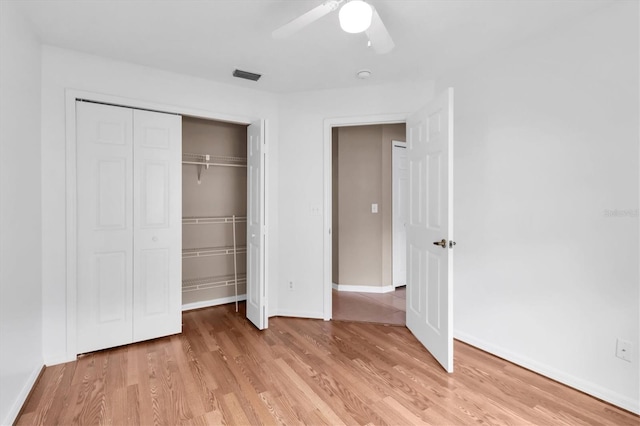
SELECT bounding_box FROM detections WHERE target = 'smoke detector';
[356,69,372,79]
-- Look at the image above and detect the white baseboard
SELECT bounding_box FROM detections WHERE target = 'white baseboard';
[182,294,247,312]
[44,354,76,366]
[3,363,43,426]
[454,330,640,415]
[332,283,395,293]
[275,309,324,320]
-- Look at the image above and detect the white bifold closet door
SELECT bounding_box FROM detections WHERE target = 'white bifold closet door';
[246,120,267,330]
[76,101,181,354]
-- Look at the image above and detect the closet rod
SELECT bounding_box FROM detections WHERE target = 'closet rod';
[182,216,247,225]
[182,161,247,168]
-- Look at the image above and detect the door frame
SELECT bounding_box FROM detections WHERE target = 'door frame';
[392,140,407,288]
[64,89,264,361]
[322,113,408,321]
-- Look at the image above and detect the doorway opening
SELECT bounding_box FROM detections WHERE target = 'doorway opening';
[323,88,455,372]
[180,116,268,330]
[181,117,249,312]
[330,123,406,325]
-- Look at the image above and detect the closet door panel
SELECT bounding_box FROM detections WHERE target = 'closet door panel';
[93,251,129,326]
[76,102,134,354]
[132,109,182,342]
[246,120,266,330]
[96,159,127,228]
[142,162,169,227]
[139,248,170,315]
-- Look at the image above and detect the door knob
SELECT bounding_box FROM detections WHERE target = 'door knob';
[433,239,446,248]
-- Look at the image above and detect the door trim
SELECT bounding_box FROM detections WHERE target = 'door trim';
[323,113,408,321]
[64,89,257,362]
[392,140,407,288]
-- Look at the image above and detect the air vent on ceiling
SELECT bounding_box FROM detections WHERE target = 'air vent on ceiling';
[233,69,262,82]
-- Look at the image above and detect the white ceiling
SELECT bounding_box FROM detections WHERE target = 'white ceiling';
[16,0,613,93]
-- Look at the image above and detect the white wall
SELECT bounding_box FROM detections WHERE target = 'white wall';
[40,46,280,364]
[437,2,639,413]
[276,81,434,318]
[0,2,44,424]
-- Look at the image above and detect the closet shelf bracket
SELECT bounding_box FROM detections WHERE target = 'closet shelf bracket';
[196,154,211,184]
[196,163,208,184]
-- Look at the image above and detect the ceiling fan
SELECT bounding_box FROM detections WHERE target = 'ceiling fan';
[272,0,395,54]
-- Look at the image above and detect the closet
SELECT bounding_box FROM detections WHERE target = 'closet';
[75,102,266,355]
[181,117,248,311]
[76,101,182,354]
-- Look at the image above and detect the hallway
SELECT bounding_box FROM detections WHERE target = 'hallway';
[332,286,406,326]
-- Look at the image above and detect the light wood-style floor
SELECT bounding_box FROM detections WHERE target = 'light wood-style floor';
[332,287,406,326]
[18,303,638,425]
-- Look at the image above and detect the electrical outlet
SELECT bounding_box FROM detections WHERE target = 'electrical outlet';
[288,281,294,291]
[616,338,633,362]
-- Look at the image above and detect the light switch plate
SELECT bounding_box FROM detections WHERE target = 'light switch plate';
[371,203,378,213]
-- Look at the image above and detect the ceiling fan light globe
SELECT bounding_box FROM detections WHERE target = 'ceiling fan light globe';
[339,1,373,34]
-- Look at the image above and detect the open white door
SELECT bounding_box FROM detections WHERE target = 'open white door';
[406,88,454,372]
[246,120,267,329]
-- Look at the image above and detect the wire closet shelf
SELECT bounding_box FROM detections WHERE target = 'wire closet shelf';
[182,216,247,225]
[182,153,247,184]
[182,153,247,168]
[182,274,247,293]
[182,214,245,312]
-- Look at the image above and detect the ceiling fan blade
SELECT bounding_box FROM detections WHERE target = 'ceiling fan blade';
[272,0,341,39]
[366,7,395,54]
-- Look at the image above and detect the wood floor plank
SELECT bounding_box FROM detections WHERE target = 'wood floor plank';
[258,391,294,426]
[220,392,252,425]
[124,384,141,425]
[167,340,208,420]
[17,364,72,426]
[103,383,127,425]
[301,407,334,425]
[274,392,307,424]
[286,352,385,425]
[274,357,351,425]
[382,395,429,425]
[17,303,640,425]
[220,354,275,423]
[16,365,59,418]
[132,343,155,426]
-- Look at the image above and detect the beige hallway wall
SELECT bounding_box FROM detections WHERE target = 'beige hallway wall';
[332,123,405,288]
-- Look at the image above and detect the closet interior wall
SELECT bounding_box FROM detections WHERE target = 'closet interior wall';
[182,116,248,308]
